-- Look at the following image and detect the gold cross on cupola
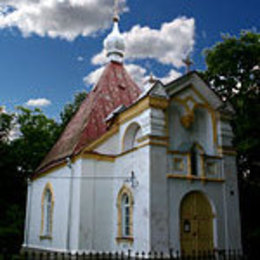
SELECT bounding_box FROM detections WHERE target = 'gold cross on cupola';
[183,55,194,74]
[113,0,120,22]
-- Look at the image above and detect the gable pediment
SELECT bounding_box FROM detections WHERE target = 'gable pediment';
[171,86,210,111]
[149,81,168,98]
[165,72,232,112]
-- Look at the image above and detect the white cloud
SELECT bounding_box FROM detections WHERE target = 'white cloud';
[89,17,193,88]
[83,63,147,88]
[92,17,195,68]
[26,98,51,107]
[125,64,147,87]
[83,66,105,86]
[77,56,84,62]
[0,0,127,40]
[83,63,182,90]
[159,69,182,85]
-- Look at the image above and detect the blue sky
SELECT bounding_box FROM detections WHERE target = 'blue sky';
[0,0,259,119]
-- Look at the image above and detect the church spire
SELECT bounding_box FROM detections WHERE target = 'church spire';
[104,0,125,63]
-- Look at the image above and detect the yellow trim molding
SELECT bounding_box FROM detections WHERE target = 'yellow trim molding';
[116,185,134,244]
[40,182,55,239]
[33,162,67,181]
[82,152,116,162]
[33,137,169,181]
[167,174,225,183]
[116,237,134,244]
[139,140,168,148]
[118,96,169,125]
[118,147,138,157]
[137,134,169,144]
[218,146,237,156]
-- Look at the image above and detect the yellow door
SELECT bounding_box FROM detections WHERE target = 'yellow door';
[180,192,214,255]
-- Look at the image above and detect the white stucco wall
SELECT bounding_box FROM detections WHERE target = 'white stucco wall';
[24,165,72,252]
[79,158,114,252]
[112,146,150,253]
[23,159,83,253]
[95,132,120,155]
[78,108,153,253]
[150,145,169,252]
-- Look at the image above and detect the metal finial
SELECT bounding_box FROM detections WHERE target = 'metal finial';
[148,73,157,84]
[113,0,120,22]
[183,55,194,73]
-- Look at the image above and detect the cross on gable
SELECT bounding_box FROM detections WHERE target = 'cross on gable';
[183,55,194,73]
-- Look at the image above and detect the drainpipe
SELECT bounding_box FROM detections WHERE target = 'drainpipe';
[24,178,32,247]
[66,157,73,252]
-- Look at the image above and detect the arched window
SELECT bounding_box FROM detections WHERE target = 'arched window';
[121,194,130,237]
[41,183,54,238]
[116,185,134,243]
[122,123,142,152]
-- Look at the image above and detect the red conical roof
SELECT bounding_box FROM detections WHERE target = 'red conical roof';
[36,61,141,174]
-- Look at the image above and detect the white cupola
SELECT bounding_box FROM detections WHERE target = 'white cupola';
[104,15,125,63]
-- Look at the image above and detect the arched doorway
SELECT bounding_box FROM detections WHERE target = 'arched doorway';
[180,191,214,255]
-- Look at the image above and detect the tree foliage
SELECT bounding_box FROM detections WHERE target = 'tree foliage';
[0,107,61,252]
[0,92,86,252]
[203,31,260,257]
[13,107,61,176]
[0,109,14,143]
[60,91,87,129]
[204,31,260,180]
[204,31,260,100]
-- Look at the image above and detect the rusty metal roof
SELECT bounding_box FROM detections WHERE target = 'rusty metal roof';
[35,61,141,175]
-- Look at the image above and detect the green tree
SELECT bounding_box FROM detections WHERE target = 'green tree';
[0,110,23,252]
[12,107,61,177]
[0,107,61,252]
[60,91,87,129]
[0,108,14,143]
[0,92,87,252]
[204,31,260,179]
[203,31,260,257]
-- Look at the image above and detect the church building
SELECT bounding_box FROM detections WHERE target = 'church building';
[23,8,242,256]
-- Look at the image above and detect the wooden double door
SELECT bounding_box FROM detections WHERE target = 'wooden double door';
[180,192,214,255]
